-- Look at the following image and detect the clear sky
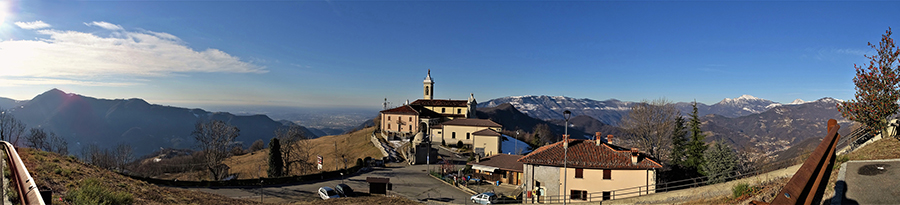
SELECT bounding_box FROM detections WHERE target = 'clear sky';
[0,1,897,110]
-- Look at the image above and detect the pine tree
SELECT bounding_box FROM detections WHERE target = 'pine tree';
[268,138,284,177]
[702,142,737,184]
[685,101,708,174]
[670,115,688,167]
[838,28,900,138]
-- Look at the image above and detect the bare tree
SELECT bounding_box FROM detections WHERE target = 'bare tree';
[248,139,265,152]
[275,125,312,175]
[115,143,134,171]
[193,120,240,181]
[0,108,26,146]
[49,133,68,155]
[82,144,116,170]
[332,139,352,171]
[619,98,679,161]
[26,128,50,151]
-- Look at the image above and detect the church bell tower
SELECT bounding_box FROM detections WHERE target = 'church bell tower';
[423,70,434,100]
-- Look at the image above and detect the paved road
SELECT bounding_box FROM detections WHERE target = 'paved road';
[835,159,900,204]
[187,164,473,204]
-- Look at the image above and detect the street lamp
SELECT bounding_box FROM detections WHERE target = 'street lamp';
[515,130,520,155]
[563,110,571,205]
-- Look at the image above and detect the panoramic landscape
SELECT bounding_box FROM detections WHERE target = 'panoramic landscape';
[1,1,900,205]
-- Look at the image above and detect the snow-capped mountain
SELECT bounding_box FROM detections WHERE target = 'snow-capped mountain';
[478,95,634,125]
[479,95,843,125]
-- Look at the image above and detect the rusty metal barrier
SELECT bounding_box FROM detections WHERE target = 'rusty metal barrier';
[751,119,841,205]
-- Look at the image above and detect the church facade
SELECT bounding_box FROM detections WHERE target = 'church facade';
[379,70,476,136]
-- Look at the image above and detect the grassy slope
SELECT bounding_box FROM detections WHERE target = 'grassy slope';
[162,126,384,180]
[19,148,263,205]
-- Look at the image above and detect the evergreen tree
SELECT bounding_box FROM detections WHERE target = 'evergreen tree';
[702,142,737,184]
[670,115,688,167]
[685,101,708,174]
[838,28,900,138]
[268,138,284,177]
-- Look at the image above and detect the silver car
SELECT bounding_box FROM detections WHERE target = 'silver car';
[318,186,341,200]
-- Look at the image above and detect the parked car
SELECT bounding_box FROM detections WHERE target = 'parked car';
[470,192,497,204]
[318,187,341,200]
[334,184,355,197]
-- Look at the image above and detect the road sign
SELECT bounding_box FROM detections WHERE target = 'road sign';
[317,155,323,170]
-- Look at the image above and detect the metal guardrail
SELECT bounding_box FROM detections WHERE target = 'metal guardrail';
[2,141,46,205]
[752,119,841,205]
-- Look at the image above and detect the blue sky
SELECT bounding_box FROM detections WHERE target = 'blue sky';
[0,1,897,110]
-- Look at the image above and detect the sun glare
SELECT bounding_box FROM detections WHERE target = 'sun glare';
[0,1,9,26]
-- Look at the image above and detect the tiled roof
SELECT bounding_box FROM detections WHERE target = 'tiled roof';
[411,99,468,107]
[518,139,663,169]
[468,154,525,172]
[380,105,418,114]
[441,118,502,127]
[472,129,501,136]
[379,105,443,118]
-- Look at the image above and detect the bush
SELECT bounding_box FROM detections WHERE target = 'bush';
[64,178,134,205]
[442,139,446,146]
[732,183,752,199]
[457,140,464,148]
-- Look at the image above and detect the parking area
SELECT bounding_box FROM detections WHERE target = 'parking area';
[835,159,900,204]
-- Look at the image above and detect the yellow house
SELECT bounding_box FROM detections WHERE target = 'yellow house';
[430,118,502,156]
[519,134,662,203]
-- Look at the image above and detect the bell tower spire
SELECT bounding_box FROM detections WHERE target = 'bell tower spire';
[423,69,434,100]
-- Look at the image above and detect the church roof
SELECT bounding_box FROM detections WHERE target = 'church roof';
[411,99,467,107]
[380,105,443,118]
[424,69,433,83]
[441,118,502,127]
[472,129,502,136]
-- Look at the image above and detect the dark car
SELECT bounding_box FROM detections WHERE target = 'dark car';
[334,184,355,197]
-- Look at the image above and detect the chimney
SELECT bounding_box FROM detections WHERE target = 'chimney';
[631,148,639,164]
[595,132,603,146]
[607,135,614,145]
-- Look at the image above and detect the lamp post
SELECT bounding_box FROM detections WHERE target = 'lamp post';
[563,110,571,205]
[515,130,520,155]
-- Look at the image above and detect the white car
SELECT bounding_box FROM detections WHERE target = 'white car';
[318,186,341,200]
[471,192,497,204]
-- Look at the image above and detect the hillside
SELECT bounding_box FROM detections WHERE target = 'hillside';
[18,148,262,205]
[159,127,383,180]
[4,89,317,157]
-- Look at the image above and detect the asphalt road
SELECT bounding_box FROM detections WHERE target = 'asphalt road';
[836,159,900,204]
[186,164,474,204]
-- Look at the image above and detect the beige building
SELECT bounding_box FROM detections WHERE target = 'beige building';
[379,70,479,137]
[519,133,662,203]
[379,104,442,135]
[430,118,502,156]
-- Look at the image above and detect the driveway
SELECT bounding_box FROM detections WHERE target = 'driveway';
[185,164,474,204]
[834,159,900,204]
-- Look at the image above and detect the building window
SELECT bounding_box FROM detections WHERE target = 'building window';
[457,109,461,114]
[409,125,412,131]
[387,124,390,129]
[409,117,412,121]
[570,190,587,200]
[575,168,583,178]
[388,116,391,120]
[452,132,456,139]
[466,133,470,139]
[603,169,611,180]
[602,192,611,200]
[425,86,429,95]
[437,131,442,134]
[442,108,446,113]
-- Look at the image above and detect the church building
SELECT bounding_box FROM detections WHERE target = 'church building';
[379,70,477,136]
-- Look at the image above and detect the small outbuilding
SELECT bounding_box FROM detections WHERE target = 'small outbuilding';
[366,177,391,195]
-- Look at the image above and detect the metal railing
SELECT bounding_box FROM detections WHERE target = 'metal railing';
[1,141,46,205]
[752,119,841,204]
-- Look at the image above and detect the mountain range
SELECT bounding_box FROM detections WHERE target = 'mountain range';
[478,95,853,158]
[2,89,317,157]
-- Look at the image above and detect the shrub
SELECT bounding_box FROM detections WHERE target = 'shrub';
[64,178,134,205]
[456,140,464,148]
[442,139,446,146]
[731,183,752,199]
